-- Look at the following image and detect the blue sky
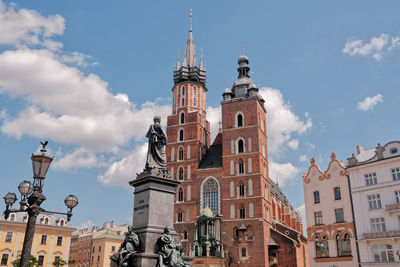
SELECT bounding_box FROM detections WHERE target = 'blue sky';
[0,0,399,229]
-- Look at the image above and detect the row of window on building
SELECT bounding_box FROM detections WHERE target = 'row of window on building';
[3,232,63,246]
[0,254,61,266]
[364,168,400,186]
[174,86,206,110]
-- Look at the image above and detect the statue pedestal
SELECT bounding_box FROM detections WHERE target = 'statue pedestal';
[129,169,193,266]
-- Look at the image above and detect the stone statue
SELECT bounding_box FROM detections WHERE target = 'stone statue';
[376,143,385,160]
[145,116,167,170]
[110,226,140,267]
[155,227,188,267]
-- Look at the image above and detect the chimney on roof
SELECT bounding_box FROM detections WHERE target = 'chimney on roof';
[356,145,364,155]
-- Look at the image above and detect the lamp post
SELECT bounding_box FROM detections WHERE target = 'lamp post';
[2,141,78,267]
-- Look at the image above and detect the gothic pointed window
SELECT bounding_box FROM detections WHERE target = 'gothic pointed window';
[178,167,184,181]
[183,230,188,240]
[237,113,243,127]
[181,87,185,107]
[180,112,185,124]
[202,178,219,214]
[178,211,183,222]
[239,182,245,197]
[178,147,184,161]
[179,129,184,142]
[336,233,352,257]
[315,235,329,258]
[239,206,246,218]
[238,139,244,153]
[238,159,244,174]
[178,187,184,202]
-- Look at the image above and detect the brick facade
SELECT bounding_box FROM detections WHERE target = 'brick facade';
[166,24,308,266]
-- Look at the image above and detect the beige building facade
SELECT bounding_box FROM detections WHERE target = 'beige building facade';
[303,153,358,267]
[68,221,127,267]
[0,213,74,267]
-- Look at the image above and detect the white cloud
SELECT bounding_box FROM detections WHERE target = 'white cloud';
[299,154,308,162]
[61,51,95,67]
[0,1,64,46]
[287,139,299,150]
[269,161,301,186]
[53,147,105,170]
[75,219,95,230]
[259,87,312,154]
[206,106,221,142]
[0,49,170,152]
[343,34,400,61]
[98,143,148,187]
[357,94,383,111]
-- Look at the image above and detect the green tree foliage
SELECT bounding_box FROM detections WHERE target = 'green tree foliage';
[11,255,38,267]
[52,258,66,267]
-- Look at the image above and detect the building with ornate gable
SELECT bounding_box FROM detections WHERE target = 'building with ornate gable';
[166,17,308,267]
[303,153,358,267]
[347,141,400,266]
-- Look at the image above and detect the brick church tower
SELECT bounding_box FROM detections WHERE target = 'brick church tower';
[166,16,307,267]
[219,54,272,265]
[166,17,211,253]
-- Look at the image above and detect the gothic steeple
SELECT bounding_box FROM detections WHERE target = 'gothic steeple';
[173,12,206,86]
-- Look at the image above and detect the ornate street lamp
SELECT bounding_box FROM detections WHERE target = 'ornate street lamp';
[2,141,78,267]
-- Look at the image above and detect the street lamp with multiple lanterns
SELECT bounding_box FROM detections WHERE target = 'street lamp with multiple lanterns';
[2,141,78,267]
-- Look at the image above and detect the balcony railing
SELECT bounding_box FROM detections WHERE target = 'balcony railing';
[386,203,400,212]
[363,230,400,239]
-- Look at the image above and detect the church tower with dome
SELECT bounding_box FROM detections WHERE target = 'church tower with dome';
[166,14,308,267]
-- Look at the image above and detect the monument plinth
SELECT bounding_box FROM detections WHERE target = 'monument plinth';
[118,116,191,266]
[129,169,179,253]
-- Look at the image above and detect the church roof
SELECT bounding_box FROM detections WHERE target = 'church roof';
[198,143,222,169]
[270,180,289,205]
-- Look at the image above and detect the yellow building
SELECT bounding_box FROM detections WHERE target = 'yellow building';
[0,213,75,267]
[90,225,127,267]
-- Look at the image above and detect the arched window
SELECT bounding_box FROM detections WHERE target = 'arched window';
[234,228,239,239]
[315,235,329,258]
[202,178,219,214]
[178,167,184,181]
[239,182,245,197]
[179,129,184,142]
[44,218,49,225]
[178,188,184,202]
[239,206,246,218]
[60,220,65,227]
[181,87,185,106]
[177,211,183,222]
[237,113,243,127]
[238,159,244,174]
[193,87,197,106]
[180,112,185,124]
[183,230,188,240]
[238,139,244,153]
[178,147,184,161]
[10,214,15,222]
[337,234,352,257]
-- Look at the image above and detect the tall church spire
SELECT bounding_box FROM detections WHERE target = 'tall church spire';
[183,11,196,67]
[173,11,206,86]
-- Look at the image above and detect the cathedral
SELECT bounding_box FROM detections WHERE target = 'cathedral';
[166,18,308,267]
